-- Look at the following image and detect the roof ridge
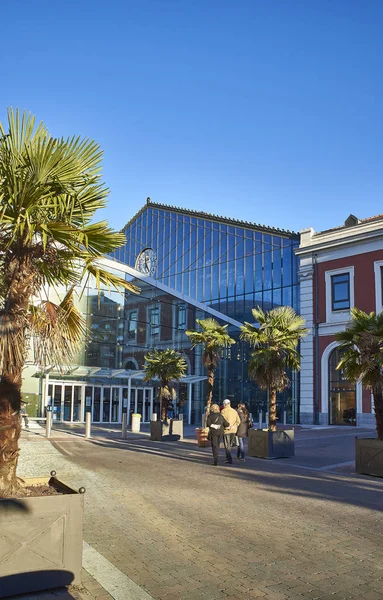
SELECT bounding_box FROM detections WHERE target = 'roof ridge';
[316,212,383,236]
[123,198,298,237]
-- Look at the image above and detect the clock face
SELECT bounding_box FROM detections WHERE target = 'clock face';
[135,248,157,276]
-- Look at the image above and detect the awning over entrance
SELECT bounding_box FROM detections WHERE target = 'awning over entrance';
[36,366,206,384]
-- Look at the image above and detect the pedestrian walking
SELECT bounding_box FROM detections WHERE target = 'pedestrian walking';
[20,401,29,429]
[236,402,252,461]
[206,404,229,465]
[221,399,240,464]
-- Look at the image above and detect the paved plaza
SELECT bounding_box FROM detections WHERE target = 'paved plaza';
[12,425,383,600]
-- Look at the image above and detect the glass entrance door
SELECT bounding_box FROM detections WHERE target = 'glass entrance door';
[329,348,356,425]
[48,382,84,422]
[48,382,152,424]
[131,387,153,423]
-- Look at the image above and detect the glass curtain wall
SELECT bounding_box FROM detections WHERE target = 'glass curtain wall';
[111,202,300,421]
[72,265,219,424]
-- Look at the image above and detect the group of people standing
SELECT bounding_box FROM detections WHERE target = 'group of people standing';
[206,399,252,466]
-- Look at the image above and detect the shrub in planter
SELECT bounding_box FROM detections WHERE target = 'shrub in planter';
[0,110,139,595]
[241,306,307,459]
[336,308,383,477]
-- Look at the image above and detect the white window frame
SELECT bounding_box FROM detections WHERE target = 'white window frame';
[176,303,187,330]
[374,260,383,314]
[325,266,354,324]
[126,309,138,342]
[147,305,160,340]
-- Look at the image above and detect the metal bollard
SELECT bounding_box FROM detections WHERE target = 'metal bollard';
[258,411,263,429]
[283,410,287,425]
[121,412,128,439]
[85,411,91,439]
[46,411,52,438]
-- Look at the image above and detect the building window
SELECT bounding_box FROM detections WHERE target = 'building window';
[331,273,350,311]
[149,306,160,336]
[373,260,383,313]
[127,311,138,340]
[177,304,186,330]
[325,267,354,322]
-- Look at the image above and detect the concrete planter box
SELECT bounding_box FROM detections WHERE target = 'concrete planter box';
[150,419,183,441]
[0,475,84,598]
[356,437,383,477]
[248,429,295,459]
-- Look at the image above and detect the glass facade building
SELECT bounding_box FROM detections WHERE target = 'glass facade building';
[22,200,300,425]
[109,199,300,422]
[23,259,229,425]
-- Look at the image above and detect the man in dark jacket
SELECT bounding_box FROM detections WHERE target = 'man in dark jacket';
[206,404,229,465]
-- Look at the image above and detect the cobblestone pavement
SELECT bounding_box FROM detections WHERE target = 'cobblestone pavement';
[17,427,383,600]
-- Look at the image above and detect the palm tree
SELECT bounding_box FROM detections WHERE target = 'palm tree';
[186,318,235,415]
[143,348,187,420]
[336,308,383,440]
[0,109,139,494]
[240,306,308,431]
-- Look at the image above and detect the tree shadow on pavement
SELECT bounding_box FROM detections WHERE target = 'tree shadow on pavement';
[66,436,383,513]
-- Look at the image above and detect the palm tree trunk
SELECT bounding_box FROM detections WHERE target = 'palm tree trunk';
[206,368,214,415]
[0,256,33,494]
[373,390,383,441]
[0,378,23,495]
[161,396,167,421]
[269,387,277,432]
[160,384,169,421]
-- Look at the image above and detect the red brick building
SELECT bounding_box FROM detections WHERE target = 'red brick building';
[296,214,383,426]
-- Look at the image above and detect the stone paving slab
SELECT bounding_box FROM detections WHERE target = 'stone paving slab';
[16,427,383,600]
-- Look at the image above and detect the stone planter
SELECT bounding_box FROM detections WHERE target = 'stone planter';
[150,419,183,441]
[0,474,84,598]
[248,428,295,459]
[356,437,383,477]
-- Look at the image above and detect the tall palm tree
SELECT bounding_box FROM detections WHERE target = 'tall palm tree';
[143,348,187,420]
[186,318,235,415]
[0,109,139,494]
[240,306,308,431]
[336,308,383,440]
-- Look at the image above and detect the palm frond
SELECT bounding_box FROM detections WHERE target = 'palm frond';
[241,305,308,393]
[29,289,87,369]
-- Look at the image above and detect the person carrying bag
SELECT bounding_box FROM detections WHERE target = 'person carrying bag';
[206,404,229,466]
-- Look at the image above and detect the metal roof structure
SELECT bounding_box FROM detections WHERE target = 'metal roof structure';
[121,198,298,237]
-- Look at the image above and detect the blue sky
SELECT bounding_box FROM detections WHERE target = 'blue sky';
[2,0,383,233]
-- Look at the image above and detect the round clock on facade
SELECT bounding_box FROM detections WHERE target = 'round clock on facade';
[135,248,157,276]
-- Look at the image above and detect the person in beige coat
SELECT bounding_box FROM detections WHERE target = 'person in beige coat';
[220,399,240,464]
